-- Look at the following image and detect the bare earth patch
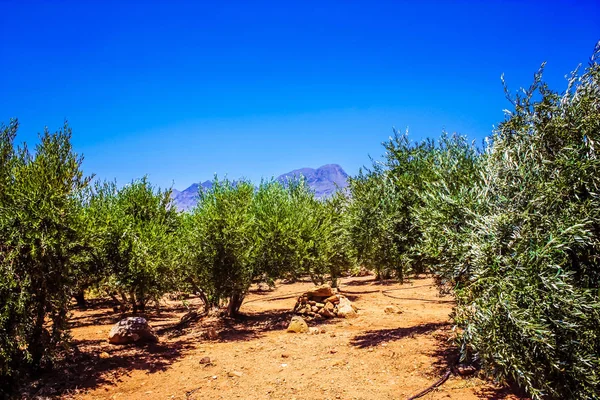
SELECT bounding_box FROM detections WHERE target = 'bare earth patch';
[27,276,526,400]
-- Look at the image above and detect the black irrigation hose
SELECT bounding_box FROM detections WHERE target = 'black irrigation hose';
[381,291,454,304]
[406,368,453,400]
[243,290,308,304]
[380,283,435,292]
[243,283,438,304]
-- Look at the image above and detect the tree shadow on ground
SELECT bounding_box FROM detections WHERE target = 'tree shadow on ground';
[70,309,187,329]
[19,336,196,398]
[203,309,341,343]
[350,321,450,348]
[423,326,529,400]
[69,296,198,329]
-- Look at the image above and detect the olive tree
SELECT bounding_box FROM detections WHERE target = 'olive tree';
[82,178,179,313]
[0,121,90,391]
[183,179,257,316]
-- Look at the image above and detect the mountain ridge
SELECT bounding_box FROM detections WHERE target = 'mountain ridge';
[171,164,349,211]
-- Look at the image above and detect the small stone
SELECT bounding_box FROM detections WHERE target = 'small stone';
[337,304,357,318]
[325,295,340,304]
[287,316,309,333]
[319,307,335,318]
[384,305,402,314]
[311,306,319,313]
[257,282,273,292]
[281,353,290,358]
[99,351,110,359]
[228,370,243,378]
[205,327,219,340]
[337,297,358,318]
[337,296,358,318]
[456,364,477,376]
[305,284,334,298]
[315,302,325,308]
[199,357,211,364]
[309,327,320,335]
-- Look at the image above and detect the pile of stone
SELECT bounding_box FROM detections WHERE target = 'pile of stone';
[293,284,358,319]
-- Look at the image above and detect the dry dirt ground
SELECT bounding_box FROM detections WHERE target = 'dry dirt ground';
[25,275,526,400]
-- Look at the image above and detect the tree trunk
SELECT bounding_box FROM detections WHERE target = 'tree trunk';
[29,291,47,371]
[226,291,245,317]
[130,290,138,313]
[74,289,87,309]
[330,265,340,288]
[189,279,211,313]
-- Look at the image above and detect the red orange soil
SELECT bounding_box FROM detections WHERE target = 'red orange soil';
[28,276,525,399]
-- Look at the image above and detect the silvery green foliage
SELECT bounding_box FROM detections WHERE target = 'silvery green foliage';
[454,44,600,399]
[413,132,483,288]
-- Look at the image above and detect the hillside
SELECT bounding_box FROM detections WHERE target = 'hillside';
[172,164,349,211]
[276,164,349,198]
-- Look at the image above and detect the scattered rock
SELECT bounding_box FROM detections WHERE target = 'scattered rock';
[228,370,243,378]
[305,284,334,298]
[108,317,158,345]
[286,316,309,333]
[456,364,477,376]
[199,357,211,364]
[337,296,358,318]
[281,353,290,358]
[337,304,357,318]
[205,327,219,340]
[319,307,335,318]
[99,351,110,359]
[384,305,402,314]
[257,282,273,292]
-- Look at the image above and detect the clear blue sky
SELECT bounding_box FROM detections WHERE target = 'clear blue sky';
[1,1,598,189]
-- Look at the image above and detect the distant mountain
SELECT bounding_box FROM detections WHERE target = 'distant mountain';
[171,164,349,211]
[277,164,349,198]
[171,180,213,211]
